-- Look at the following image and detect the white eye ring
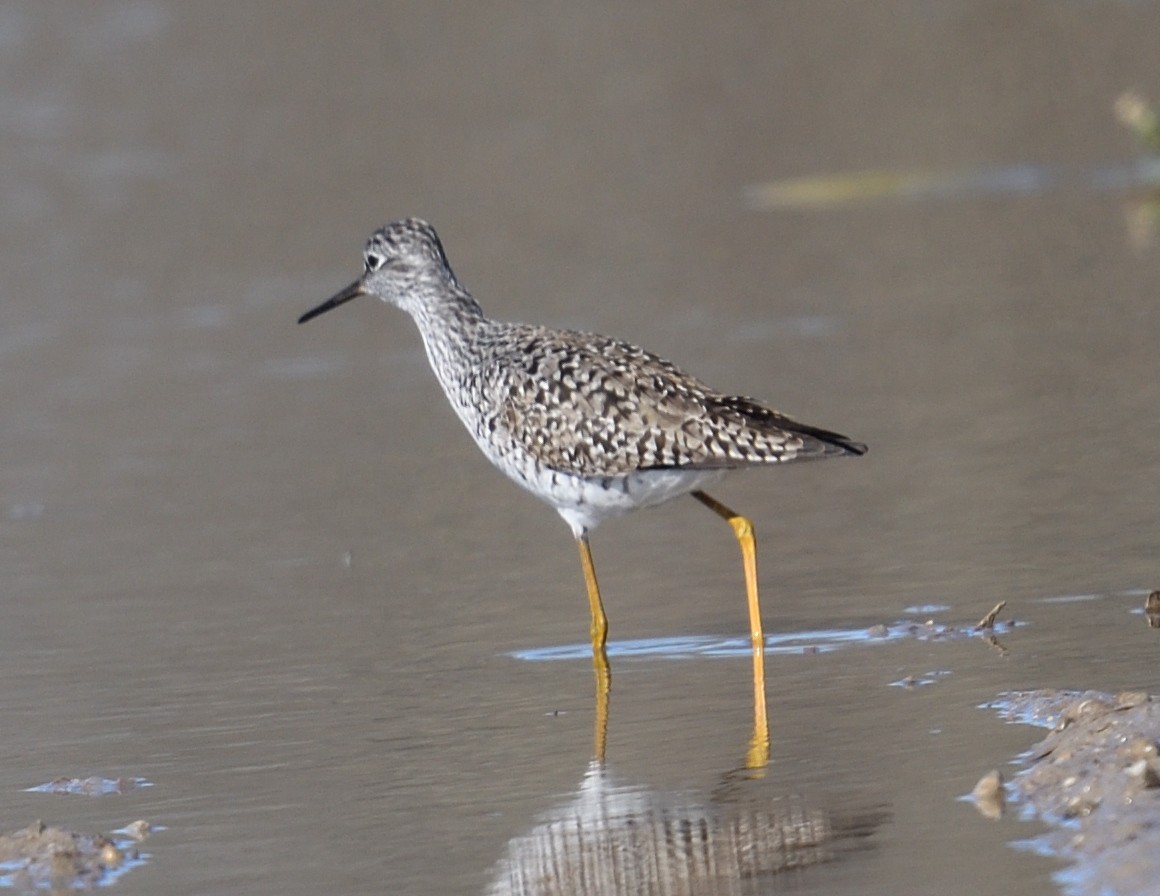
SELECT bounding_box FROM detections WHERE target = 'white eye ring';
[365,252,385,273]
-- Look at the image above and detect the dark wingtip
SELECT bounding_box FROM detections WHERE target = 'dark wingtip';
[804,428,866,458]
[838,438,868,457]
[712,396,866,460]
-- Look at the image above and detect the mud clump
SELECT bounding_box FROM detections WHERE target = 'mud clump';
[984,689,1160,895]
[0,820,149,890]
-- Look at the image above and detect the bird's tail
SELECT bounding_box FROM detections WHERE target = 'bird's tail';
[717,395,867,458]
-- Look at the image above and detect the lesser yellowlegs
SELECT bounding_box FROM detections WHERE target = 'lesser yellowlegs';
[299,219,865,752]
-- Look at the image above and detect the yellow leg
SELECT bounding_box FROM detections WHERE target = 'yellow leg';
[746,642,770,769]
[576,534,611,762]
[691,490,770,767]
[691,491,764,645]
[592,647,610,763]
[577,534,608,651]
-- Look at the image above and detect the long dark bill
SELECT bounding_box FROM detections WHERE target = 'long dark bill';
[297,280,366,325]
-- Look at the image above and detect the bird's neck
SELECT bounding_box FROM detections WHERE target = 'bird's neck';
[409,286,486,390]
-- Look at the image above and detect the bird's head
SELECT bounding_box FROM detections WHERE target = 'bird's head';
[298,218,459,324]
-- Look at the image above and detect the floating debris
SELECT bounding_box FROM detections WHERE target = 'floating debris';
[974,601,1006,630]
[863,614,1015,657]
[1145,591,1160,629]
[970,770,1005,820]
[902,604,951,616]
[744,159,1160,211]
[890,670,952,689]
[516,605,1020,663]
[112,821,155,842]
[1115,91,1160,152]
[25,777,151,796]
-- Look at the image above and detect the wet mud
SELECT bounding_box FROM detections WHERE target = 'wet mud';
[979,689,1160,896]
[0,820,152,892]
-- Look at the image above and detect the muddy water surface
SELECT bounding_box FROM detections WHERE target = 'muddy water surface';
[1,3,1159,894]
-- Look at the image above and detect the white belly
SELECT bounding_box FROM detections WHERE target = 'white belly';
[450,400,726,537]
[504,458,726,538]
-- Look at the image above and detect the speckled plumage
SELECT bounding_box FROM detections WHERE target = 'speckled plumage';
[472,324,862,476]
[299,218,865,538]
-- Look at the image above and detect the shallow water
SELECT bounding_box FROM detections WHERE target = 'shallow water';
[1,3,1159,894]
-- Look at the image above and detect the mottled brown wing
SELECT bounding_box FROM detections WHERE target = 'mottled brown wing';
[483,327,864,477]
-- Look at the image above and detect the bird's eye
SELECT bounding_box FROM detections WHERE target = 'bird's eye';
[365,252,384,273]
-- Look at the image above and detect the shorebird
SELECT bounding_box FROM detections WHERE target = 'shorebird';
[298,219,865,707]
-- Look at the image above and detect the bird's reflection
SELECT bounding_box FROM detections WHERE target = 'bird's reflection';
[591,644,767,768]
[487,652,887,895]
